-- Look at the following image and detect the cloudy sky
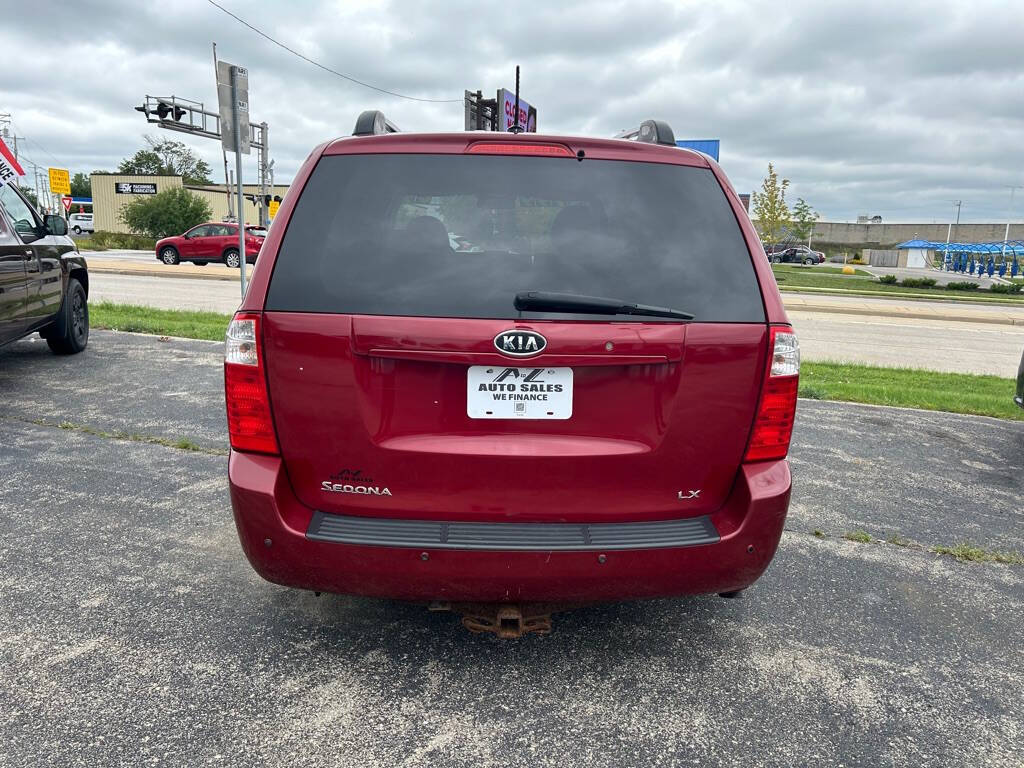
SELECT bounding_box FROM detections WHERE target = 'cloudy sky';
[4,0,1023,222]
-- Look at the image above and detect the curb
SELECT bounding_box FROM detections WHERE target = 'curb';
[89,263,240,282]
[783,299,1023,326]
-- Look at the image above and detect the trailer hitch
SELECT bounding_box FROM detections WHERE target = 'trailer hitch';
[429,602,555,638]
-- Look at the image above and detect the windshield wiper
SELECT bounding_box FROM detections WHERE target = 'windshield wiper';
[514,291,694,320]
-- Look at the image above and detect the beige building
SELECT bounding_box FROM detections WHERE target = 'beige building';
[90,173,290,234]
[90,174,183,233]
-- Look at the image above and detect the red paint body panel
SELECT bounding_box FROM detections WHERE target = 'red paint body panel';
[229,450,790,602]
[262,312,766,523]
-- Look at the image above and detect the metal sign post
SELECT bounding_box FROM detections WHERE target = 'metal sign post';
[231,67,247,296]
[217,60,251,297]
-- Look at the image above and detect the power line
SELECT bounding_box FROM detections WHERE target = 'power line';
[11,122,61,164]
[205,0,462,103]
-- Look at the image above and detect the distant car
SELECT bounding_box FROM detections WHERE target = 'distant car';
[154,222,264,267]
[0,184,90,354]
[767,245,825,265]
[68,213,94,235]
[1015,348,1023,409]
[448,232,483,252]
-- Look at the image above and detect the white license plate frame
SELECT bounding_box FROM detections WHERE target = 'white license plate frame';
[467,365,573,420]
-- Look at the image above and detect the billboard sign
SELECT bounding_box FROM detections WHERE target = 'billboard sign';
[0,137,25,186]
[675,139,720,162]
[497,88,537,133]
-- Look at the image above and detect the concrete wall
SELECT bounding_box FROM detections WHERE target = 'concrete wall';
[91,174,183,233]
[810,222,1024,246]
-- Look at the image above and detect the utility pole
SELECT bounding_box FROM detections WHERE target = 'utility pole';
[944,200,961,262]
[258,121,270,228]
[1001,186,1022,262]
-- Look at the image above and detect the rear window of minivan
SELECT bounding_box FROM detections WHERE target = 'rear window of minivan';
[266,154,765,323]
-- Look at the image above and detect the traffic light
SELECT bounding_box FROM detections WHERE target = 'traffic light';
[155,101,186,121]
[263,195,271,206]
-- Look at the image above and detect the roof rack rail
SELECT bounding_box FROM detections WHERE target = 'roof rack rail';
[352,110,401,137]
[614,119,676,147]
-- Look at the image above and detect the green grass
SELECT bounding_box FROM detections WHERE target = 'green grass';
[931,543,1024,565]
[19,417,228,456]
[843,530,872,543]
[771,265,1024,303]
[800,362,1024,421]
[91,301,231,341]
[771,264,871,276]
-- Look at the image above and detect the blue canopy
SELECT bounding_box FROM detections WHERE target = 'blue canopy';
[896,239,1024,256]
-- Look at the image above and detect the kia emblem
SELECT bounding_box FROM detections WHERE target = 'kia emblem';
[494,329,547,357]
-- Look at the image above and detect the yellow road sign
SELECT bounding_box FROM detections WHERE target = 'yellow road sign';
[268,199,280,219]
[48,168,71,196]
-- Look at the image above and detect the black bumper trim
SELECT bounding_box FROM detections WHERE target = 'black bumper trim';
[306,511,720,551]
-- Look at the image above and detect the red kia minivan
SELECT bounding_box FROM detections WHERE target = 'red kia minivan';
[225,115,798,616]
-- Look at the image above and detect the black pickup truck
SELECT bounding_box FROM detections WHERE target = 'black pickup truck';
[0,183,89,354]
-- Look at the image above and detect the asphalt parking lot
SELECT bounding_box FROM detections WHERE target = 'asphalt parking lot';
[1,332,1022,767]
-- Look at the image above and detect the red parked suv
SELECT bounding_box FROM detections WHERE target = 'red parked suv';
[155,222,265,267]
[225,114,799,623]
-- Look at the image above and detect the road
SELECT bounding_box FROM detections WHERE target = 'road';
[0,332,1021,767]
[89,272,1024,377]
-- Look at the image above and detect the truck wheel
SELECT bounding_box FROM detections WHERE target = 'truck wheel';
[223,249,241,268]
[160,246,180,265]
[73,225,82,234]
[46,278,89,355]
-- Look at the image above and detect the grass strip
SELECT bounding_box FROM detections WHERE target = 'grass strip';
[800,362,1024,421]
[91,301,231,342]
[771,266,1024,303]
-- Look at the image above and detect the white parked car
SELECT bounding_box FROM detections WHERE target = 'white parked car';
[68,213,94,234]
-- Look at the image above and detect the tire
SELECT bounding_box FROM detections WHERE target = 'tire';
[72,226,82,234]
[223,249,241,269]
[804,257,814,265]
[46,278,89,355]
[160,246,180,265]
[771,255,782,264]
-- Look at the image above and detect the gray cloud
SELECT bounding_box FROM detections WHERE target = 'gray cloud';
[3,0,1023,222]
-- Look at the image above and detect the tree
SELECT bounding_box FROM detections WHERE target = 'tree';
[119,188,212,238]
[70,172,91,198]
[751,163,791,244]
[791,198,820,245]
[118,135,213,185]
[19,186,39,210]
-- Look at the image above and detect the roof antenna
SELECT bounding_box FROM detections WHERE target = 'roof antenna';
[510,65,522,134]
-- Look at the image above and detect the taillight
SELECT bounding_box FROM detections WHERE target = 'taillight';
[224,312,279,455]
[744,326,800,463]
[466,142,574,157]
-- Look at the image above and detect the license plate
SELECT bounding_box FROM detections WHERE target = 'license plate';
[467,366,573,419]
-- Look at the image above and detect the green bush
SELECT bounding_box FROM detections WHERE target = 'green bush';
[119,188,212,239]
[900,277,937,288]
[83,231,157,250]
[989,282,1023,294]
[878,274,898,284]
[945,281,981,291]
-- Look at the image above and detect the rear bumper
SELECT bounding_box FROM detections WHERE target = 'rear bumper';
[228,452,791,602]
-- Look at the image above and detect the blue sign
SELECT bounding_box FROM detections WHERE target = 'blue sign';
[676,139,720,162]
